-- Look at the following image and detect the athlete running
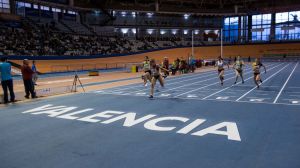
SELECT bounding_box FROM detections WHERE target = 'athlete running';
[215,56,229,86]
[149,59,168,99]
[233,56,245,84]
[252,58,266,89]
[142,56,151,86]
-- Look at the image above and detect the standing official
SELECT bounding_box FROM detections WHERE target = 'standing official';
[21,59,36,99]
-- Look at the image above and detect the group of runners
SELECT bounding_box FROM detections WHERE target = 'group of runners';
[142,55,267,99]
[142,56,169,98]
[216,56,267,88]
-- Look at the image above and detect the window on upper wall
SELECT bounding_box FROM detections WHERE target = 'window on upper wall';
[16,1,31,8]
[251,14,271,41]
[67,10,77,15]
[0,0,10,13]
[40,6,50,11]
[52,8,61,12]
[275,11,300,40]
[223,17,239,42]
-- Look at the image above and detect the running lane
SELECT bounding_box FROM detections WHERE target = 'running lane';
[273,62,300,105]
[174,62,282,101]
[236,62,296,104]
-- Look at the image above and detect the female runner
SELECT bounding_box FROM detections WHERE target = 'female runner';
[216,56,229,86]
[252,58,266,88]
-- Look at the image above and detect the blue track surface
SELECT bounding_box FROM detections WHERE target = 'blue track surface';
[0,61,299,168]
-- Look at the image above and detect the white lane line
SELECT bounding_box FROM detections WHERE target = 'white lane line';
[173,96,300,106]
[236,63,290,102]
[288,86,300,89]
[92,88,300,106]
[285,91,300,94]
[247,97,271,99]
[289,95,300,97]
[256,90,276,93]
[273,62,299,104]
[202,63,283,100]
[236,85,281,88]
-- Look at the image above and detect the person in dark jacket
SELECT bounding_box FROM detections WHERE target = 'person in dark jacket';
[21,59,36,99]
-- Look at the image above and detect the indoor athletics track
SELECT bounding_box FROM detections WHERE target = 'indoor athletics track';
[0,61,300,168]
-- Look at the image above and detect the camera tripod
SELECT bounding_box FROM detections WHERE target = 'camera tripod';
[71,73,85,92]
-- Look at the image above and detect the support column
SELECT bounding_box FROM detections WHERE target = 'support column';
[270,13,276,41]
[238,16,241,42]
[247,15,252,43]
[76,13,81,23]
[9,0,16,14]
[69,0,74,7]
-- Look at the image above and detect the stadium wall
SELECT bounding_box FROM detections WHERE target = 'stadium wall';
[10,43,300,73]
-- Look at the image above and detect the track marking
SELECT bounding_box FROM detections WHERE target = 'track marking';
[288,86,300,89]
[216,96,230,100]
[291,100,300,104]
[236,63,290,102]
[159,93,171,97]
[108,69,218,92]
[91,90,300,106]
[273,62,299,104]
[202,63,283,100]
[289,95,300,97]
[187,94,198,98]
[249,98,265,102]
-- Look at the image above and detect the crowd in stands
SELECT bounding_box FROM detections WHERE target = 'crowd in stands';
[0,27,135,56]
[0,20,202,56]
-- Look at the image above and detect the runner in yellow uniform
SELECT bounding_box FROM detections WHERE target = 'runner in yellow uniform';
[142,56,151,87]
[233,56,245,84]
[252,58,266,89]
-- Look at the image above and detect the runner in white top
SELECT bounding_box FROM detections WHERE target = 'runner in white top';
[215,56,229,86]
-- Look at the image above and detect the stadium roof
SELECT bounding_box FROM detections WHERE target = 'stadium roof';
[74,0,300,15]
[21,0,300,15]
